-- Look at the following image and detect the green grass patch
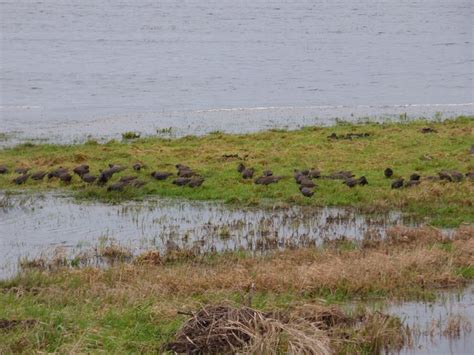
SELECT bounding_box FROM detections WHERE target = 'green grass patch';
[0,116,473,226]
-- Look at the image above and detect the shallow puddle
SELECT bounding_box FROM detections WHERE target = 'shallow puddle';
[0,192,418,278]
[386,286,474,354]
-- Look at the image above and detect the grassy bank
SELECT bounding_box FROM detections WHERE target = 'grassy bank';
[0,117,473,226]
[1,226,473,353]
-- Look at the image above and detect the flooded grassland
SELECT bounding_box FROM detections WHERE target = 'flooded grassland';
[1,117,473,227]
[0,226,472,353]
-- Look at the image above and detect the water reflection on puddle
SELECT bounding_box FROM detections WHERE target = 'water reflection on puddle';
[386,286,474,355]
[0,192,414,276]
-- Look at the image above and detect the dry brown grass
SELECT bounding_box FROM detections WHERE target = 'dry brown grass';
[9,226,473,304]
[164,303,408,354]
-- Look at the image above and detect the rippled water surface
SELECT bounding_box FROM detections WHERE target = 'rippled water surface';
[1,0,472,143]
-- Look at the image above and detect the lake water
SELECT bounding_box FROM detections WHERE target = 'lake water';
[1,0,473,143]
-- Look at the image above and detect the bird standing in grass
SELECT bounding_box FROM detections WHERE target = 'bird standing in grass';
[384,168,393,178]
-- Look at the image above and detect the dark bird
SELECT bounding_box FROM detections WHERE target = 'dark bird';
[97,165,123,185]
[328,171,354,180]
[31,171,47,181]
[263,170,273,176]
[449,170,464,182]
[357,176,368,185]
[15,167,30,174]
[299,177,316,188]
[108,164,125,173]
[81,174,97,183]
[151,171,173,180]
[129,179,146,188]
[119,176,138,183]
[237,163,245,173]
[242,168,255,179]
[301,169,310,176]
[421,127,437,134]
[59,172,72,183]
[188,177,204,188]
[0,165,8,174]
[107,180,128,192]
[73,164,89,177]
[173,177,191,186]
[409,173,421,181]
[438,171,452,182]
[391,178,404,189]
[384,168,393,178]
[13,174,30,185]
[309,169,321,179]
[133,163,143,171]
[254,175,282,185]
[299,186,314,197]
[176,164,190,171]
[178,169,195,178]
[48,167,68,179]
[405,180,420,188]
[344,178,358,188]
[98,171,111,185]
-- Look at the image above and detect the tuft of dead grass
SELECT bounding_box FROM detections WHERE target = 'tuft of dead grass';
[165,304,410,354]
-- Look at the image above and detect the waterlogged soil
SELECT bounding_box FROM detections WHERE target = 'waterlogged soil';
[0,192,421,278]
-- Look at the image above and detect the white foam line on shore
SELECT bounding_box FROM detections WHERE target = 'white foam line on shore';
[192,103,474,113]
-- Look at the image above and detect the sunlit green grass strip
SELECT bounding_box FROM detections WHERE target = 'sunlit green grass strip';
[0,116,473,226]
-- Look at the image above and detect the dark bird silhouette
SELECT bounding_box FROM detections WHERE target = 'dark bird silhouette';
[409,173,421,181]
[0,165,8,174]
[384,168,393,178]
[73,164,89,177]
[263,170,273,176]
[391,178,404,189]
[13,174,30,185]
[405,180,420,188]
[328,171,354,180]
[421,127,437,134]
[357,176,368,185]
[107,180,128,192]
[344,178,358,188]
[438,171,452,182]
[48,167,68,179]
[108,164,125,173]
[81,174,97,183]
[254,175,282,185]
[59,172,72,183]
[176,164,190,171]
[299,186,314,197]
[31,171,47,181]
[188,177,204,188]
[130,179,146,188]
[309,169,321,179]
[151,171,173,180]
[119,176,138,183]
[242,168,255,179]
[299,177,316,188]
[133,163,143,171]
[237,163,245,173]
[449,170,464,182]
[173,177,191,186]
[15,167,30,174]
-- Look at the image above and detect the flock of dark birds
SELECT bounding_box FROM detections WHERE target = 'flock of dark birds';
[0,163,204,192]
[0,160,472,197]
